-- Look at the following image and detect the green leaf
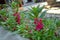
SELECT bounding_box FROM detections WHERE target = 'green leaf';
[28,5,45,19]
[39,10,47,18]
[0,9,7,16]
[11,1,18,9]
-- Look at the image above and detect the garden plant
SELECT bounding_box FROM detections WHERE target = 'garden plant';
[0,1,60,40]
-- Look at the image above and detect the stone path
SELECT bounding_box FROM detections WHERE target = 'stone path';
[0,26,29,40]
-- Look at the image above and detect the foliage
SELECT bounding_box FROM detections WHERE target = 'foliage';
[0,2,60,40]
[0,5,19,31]
[0,9,7,25]
[17,18,57,40]
[28,5,46,19]
[56,19,60,27]
[0,10,17,31]
[0,9,7,17]
[11,1,18,9]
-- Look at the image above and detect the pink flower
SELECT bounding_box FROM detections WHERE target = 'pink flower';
[35,22,43,31]
[40,18,42,23]
[34,18,44,31]
[13,12,20,24]
[34,18,38,24]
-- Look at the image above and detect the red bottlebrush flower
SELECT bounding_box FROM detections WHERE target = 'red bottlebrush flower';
[34,18,38,24]
[13,12,20,24]
[35,22,43,31]
[16,15,20,24]
[40,18,42,23]
[34,18,44,31]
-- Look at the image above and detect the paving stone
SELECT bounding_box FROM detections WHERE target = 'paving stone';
[0,26,29,40]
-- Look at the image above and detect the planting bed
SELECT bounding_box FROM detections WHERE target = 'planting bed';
[0,1,60,40]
